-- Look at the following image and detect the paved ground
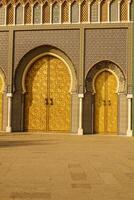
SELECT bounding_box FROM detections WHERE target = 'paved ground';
[0,133,134,200]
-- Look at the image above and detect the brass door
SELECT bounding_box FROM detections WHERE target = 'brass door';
[24,56,71,132]
[0,76,3,130]
[24,57,48,131]
[95,71,117,134]
[49,57,71,131]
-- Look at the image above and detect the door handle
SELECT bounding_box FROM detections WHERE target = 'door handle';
[45,98,49,105]
[103,100,106,106]
[108,100,111,106]
[50,98,53,105]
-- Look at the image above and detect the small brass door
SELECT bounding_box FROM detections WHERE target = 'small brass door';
[94,71,117,134]
[24,56,71,132]
[0,76,3,130]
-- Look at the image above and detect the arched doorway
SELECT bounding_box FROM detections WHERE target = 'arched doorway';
[24,55,71,132]
[94,70,118,134]
[84,61,126,135]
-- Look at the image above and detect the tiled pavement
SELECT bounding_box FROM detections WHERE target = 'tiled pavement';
[0,133,134,200]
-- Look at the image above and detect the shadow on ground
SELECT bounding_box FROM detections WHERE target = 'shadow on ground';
[0,140,60,148]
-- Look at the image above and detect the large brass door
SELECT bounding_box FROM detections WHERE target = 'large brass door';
[24,56,71,132]
[94,71,117,134]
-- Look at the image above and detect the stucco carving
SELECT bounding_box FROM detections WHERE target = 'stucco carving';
[85,61,126,94]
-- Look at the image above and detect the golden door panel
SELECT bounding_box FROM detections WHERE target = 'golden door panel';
[24,57,48,131]
[95,71,105,133]
[0,76,3,130]
[24,55,71,132]
[107,72,117,133]
[94,71,117,134]
[49,57,71,131]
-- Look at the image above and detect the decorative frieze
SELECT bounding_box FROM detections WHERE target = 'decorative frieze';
[0,0,133,25]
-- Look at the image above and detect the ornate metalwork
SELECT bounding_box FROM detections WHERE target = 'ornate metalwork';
[16,4,23,24]
[95,71,117,134]
[121,0,128,21]
[33,3,41,24]
[52,2,60,23]
[81,0,88,22]
[90,0,98,22]
[24,55,71,132]
[86,61,126,94]
[71,1,79,23]
[62,1,69,23]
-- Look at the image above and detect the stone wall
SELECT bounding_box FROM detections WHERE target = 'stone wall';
[14,30,80,75]
[85,28,127,76]
[0,31,9,75]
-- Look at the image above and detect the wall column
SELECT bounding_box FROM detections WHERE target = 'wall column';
[40,4,43,24]
[78,2,81,23]
[88,2,91,23]
[127,94,133,136]
[59,2,62,24]
[128,0,131,22]
[22,4,25,25]
[4,5,7,25]
[118,1,121,22]
[107,1,110,22]
[31,4,34,24]
[13,5,16,25]
[78,94,84,135]
[50,3,52,24]
[69,2,71,23]
[98,1,101,23]
[6,93,13,132]
[7,28,14,132]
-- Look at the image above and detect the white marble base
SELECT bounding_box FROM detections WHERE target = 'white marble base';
[78,128,83,135]
[6,126,12,133]
[127,130,133,137]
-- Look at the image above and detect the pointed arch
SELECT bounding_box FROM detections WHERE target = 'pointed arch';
[61,1,69,23]
[7,3,13,24]
[0,4,5,25]
[52,1,60,23]
[43,1,50,23]
[90,0,98,22]
[25,3,31,24]
[81,0,88,22]
[110,0,118,22]
[16,3,23,24]
[120,0,128,21]
[33,2,41,24]
[100,0,108,22]
[71,1,79,23]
